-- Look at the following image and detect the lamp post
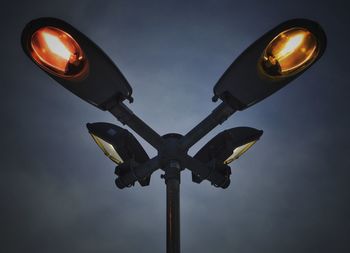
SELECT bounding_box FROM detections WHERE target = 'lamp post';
[21,17,326,253]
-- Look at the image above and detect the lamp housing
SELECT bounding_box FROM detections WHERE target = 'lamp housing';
[213,19,326,110]
[192,127,262,183]
[86,122,150,186]
[21,17,133,110]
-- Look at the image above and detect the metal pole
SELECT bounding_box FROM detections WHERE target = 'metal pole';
[180,102,236,150]
[109,102,164,150]
[164,160,181,253]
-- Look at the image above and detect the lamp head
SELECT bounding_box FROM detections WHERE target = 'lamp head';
[213,19,327,110]
[22,17,133,110]
[86,122,149,165]
[194,127,263,165]
[192,127,262,185]
[87,122,151,186]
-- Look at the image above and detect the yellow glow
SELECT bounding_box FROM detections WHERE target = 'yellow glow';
[275,33,304,60]
[261,27,318,76]
[91,134,124,164]
[42,32,71,61]
[224,140,257,164]
[30,26,87,77]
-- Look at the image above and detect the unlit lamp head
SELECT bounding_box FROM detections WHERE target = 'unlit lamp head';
[87,122,151,187]
[86,122,149,165]
[194,127,263,165]
[192,127,262,185]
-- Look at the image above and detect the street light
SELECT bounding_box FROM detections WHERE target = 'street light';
[194,127,263,165]
[213,19,327,111]
[192,127,263,184]
[22,17,326,253]
[21,17,133,110]
[87,122,151,186]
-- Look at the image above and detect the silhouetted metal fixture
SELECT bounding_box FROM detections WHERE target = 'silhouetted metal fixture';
[87,122,151,186]
[22,17,327,253]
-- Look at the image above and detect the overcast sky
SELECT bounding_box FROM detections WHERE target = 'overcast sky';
[1,0,350,252]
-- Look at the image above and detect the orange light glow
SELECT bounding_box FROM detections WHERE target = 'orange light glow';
[30,26,87,78]
[261,28,318,77]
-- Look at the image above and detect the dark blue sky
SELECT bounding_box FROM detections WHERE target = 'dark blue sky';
[1,0,349,252]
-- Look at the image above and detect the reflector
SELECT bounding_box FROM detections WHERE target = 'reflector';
[30,26,87,78]
[261,27,318,76]
[90,134,124,164]
[223,140,257,164]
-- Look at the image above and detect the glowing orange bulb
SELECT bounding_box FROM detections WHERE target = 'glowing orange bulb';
[30,26,87,78]
[261,27,318,77]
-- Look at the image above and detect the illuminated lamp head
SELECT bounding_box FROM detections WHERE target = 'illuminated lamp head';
[213,19,326,111]
[22,17,133,109]
[261,27,319,77]
[30,26,88,79]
